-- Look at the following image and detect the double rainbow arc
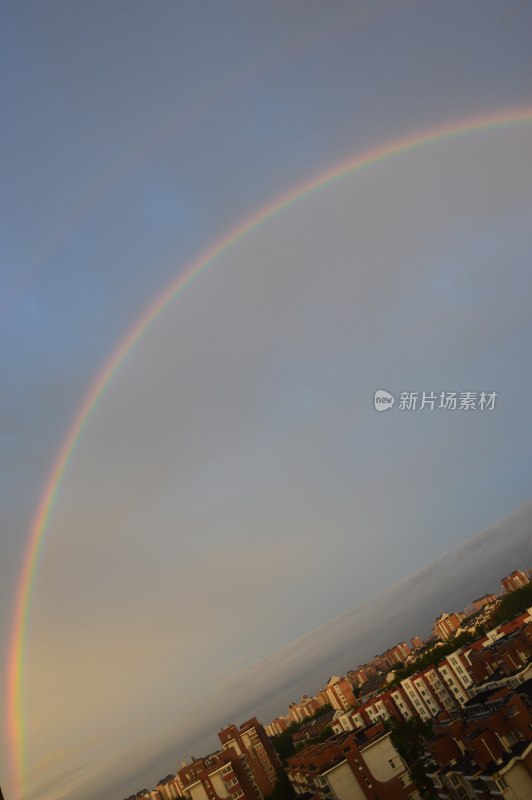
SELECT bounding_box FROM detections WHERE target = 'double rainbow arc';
[7,106,532,799]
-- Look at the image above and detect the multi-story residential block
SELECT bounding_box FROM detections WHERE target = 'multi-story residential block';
[411,672,452,716]
[264,716,290,737]
[321,675,358,711]
[346,653,474,731]
[381,642,412,669]
[337,618,531,742]
[501,570,530,593]
[400,676,440,722]
[178,718,280,800]
[427,684,532,799]
[330,617,531,746]
[432,612,464,642]
[466,624,532,698]
[287,694,324,724]
[331,707,368,734]
[218,718,280,797]
[389,687,416,721]
[178,749,258,800]
[292,710,335,744]
[370,655,391,674]
[286,724,419,799]
[436,657,471,706]
[471,593,498,613]
[348,667,371,688]
[331,689,407,731]
[479,629,530,673]
[359,695,396,726]
[420,668,458,712]
[157,775,183,799]
[444,650,473,689]
[410,636,424,651]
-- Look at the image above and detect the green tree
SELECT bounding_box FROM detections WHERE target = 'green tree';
[489,583,532,627]
[265,769,296,800]
[388,718,438,799]
[269,706,335,764]
[270,727,298,763]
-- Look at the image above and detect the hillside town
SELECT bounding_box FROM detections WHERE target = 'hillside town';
[124,568,532,800]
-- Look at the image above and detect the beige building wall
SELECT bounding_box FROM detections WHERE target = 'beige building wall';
[361,734,407,783]
[209,770,230,798]
[188,783,208,800]
[503,761,532,800]
[325,762,366,800]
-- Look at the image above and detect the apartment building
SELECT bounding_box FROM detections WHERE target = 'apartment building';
[287,694,325,724]
[380,642,412,669]
[292,710,335,745]
[426,684,532,799]
[471,625,531,677]
[178,749,259,800]
[264,716,290,737]
[330,672,457,734]
[433,613,464,642]
[286,724,419,800]
[471,594,498,613]
[178,718,280,800]
[220,718,281,797]
[501,570,530,593]
[321,675,358,711]
[157,775,183,799]
[348,667,372,688]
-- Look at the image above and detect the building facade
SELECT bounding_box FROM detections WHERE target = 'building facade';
[286,725,419,800]
[322,675,358,711]
[501,570,530,593]
[432,612,464,642]
[178,718,280,800]
[427,684,532,799]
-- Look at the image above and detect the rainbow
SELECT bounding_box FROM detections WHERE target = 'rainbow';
[6,106,532,799]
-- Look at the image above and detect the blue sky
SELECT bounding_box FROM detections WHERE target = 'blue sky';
[1,2,532,799]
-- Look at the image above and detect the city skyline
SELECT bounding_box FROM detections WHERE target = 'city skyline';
[123,549,532,799]
[85,505,532,798]
[2,3,532,799]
